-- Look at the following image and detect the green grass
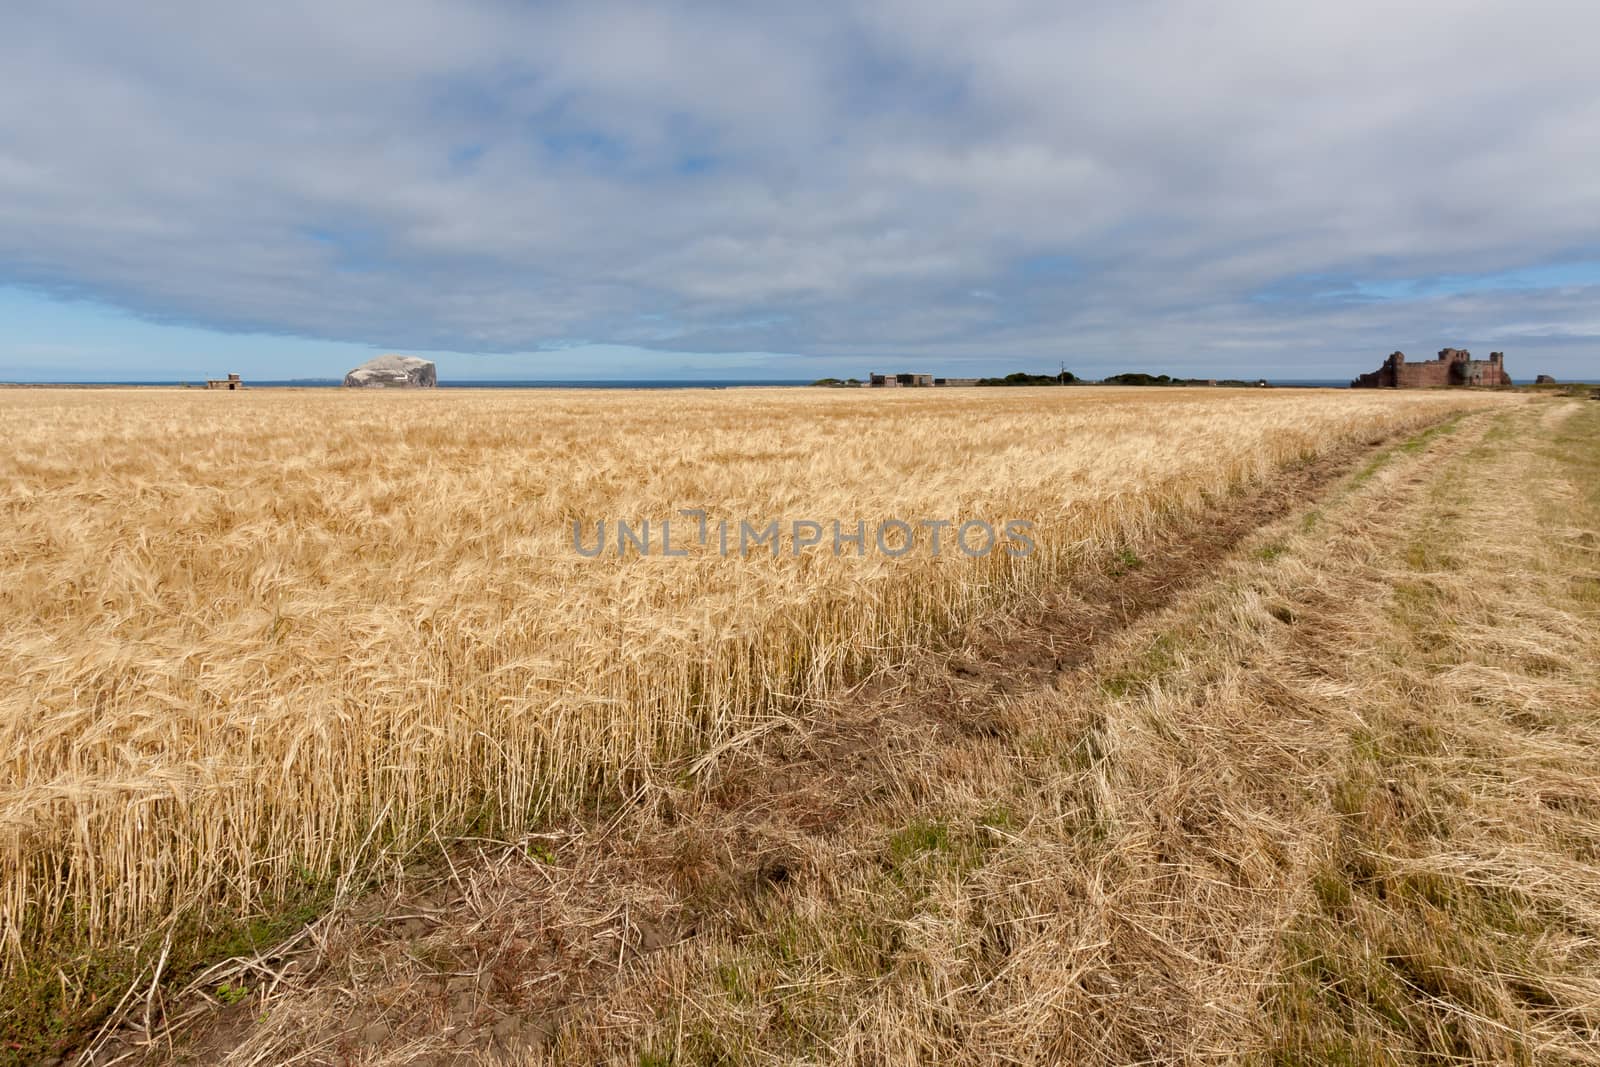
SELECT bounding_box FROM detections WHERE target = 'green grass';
[0,895,329,1067]
[1109,546,1144,576]
[1350,411,1469,488]
[1099,632,1181,697]
[1255,540,1287,562]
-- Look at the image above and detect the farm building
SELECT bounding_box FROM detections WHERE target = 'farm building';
[869,372,934,387]
[1351,349,1511,388]
[206,374,243,390]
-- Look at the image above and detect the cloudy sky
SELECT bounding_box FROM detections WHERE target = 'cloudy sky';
[3,1,1598,381]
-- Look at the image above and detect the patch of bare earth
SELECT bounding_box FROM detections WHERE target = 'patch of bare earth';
[83,401,1600,1066]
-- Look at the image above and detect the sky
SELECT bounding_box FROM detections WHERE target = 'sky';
[2,1,1599,382]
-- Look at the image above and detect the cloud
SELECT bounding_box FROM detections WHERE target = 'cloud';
[2,0,1599,376]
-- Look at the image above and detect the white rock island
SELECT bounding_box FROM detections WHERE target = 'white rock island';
[342,354,438,388]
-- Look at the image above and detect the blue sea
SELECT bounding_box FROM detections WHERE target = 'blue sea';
[4,377,1356,389]
[4,379,815,389]
[310,379,815,389]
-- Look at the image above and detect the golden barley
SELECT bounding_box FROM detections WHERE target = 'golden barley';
[0,385,1501,977]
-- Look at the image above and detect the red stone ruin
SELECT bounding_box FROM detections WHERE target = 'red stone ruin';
[1351,349,1511,388]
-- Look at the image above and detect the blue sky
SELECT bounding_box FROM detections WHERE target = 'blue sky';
[3,2,1599,381]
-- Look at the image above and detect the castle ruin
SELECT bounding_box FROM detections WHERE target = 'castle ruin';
[1351,349,1511,389]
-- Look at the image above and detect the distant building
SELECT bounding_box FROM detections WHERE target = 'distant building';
[206,373,243,390]
[869,372,933,387]
[933,377,980,387]
[1352,349,1511,388]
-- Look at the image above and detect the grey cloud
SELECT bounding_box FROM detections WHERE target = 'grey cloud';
[2,1,1599,375]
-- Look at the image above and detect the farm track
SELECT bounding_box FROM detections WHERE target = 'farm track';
[73,412,1472,1067]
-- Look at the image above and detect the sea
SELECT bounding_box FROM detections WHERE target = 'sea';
[3,378,1357,389]
[0,378,815,389]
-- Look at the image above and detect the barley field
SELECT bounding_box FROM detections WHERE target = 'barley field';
[0,386,1493,1002]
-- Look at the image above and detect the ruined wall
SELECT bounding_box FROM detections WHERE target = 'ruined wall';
[1395,358,1453,388]
[1352,349,1511,388]
[1352,351,1403,388]
[1458,354,1511,387]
